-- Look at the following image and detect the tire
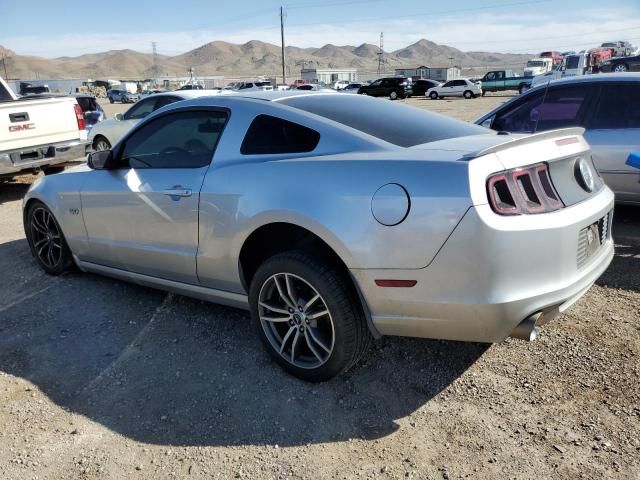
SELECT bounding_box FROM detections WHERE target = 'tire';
[249,251,371,382]
[518,83,528,94]
[613,63,628,72]
[389,90,398,100]
[93,136,111,152]
[25,201,74,276]
[429,91,438,100]
[463,90,473,99]
[481,90,486,97]
[359,90,368,95]
[109,97,114,104]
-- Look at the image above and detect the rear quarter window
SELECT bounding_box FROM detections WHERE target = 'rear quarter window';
[241,115,320,155]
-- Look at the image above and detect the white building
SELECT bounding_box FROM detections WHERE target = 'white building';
[300,68,358,84]
[394,66,461,82]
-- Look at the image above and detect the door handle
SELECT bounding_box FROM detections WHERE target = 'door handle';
[162,186,192,197]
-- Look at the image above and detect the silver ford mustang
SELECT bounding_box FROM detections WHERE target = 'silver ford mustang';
[23,92,614,381]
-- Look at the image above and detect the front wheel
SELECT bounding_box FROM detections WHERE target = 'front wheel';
[613,63,628,72]
[109,97,114,104]
[25,201,74,275]
[93,137,112,152]
[249,251,371,382]
[429,91,438,100]
[463,90,473,99]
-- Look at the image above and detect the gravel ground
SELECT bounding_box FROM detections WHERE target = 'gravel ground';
[0,95,639,480]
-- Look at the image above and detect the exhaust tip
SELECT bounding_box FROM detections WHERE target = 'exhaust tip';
[510,314,541,341]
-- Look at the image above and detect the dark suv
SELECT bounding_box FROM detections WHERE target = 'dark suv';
[358,77,413,100]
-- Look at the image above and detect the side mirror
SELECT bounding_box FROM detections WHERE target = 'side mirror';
[87,150,112,170]
[481,116,494,128]
[114,113,123,121]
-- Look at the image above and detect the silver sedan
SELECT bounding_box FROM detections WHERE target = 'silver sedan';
[23,92,614,381]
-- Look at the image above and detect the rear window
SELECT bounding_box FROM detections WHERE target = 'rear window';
[279,94,487,147]
[241,115,320,155]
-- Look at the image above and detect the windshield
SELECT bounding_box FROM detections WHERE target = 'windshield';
[601,43,616,47]
[527,61,545,67]
[279,94,488,147]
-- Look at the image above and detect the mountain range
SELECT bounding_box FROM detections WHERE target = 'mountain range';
[0,39,533,80]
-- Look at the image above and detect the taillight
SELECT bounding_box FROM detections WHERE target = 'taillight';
[487,163,564,215]
[74,104,86,131]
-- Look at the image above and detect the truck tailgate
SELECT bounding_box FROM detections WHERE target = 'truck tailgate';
[0,97,81,152]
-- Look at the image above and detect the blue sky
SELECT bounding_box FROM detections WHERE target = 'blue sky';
[1,0,639,57]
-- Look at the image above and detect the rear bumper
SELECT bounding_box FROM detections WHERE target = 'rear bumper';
[351,187,615,342]
[0,139,88,176]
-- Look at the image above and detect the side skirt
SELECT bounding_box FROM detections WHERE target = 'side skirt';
[76,260,249,310]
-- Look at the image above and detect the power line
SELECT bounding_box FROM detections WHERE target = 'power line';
[286,0,554,27]
[383,25,640,46]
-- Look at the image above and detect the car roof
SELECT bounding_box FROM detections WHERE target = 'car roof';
[529,72,640,90]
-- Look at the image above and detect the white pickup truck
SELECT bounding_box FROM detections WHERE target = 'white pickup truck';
[0,76,87,179]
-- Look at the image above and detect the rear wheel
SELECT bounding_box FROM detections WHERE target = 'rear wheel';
[389,90,398,100]
[429,91,438,100]
[249,251,371,382]
[613,63,628,72]
[25,201,74,275]
[109,97,114,104]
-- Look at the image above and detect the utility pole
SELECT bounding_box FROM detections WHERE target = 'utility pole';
[280,6,287,84]
[377,32,384,74]
[151,42,159,81]
[1,52,8,79]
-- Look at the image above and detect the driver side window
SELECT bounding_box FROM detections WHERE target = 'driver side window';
[119,110,228,169]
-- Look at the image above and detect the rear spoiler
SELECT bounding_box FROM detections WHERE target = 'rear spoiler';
[463,127,586,160]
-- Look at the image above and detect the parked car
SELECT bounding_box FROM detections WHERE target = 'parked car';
[339,83,365,93]
[426,78,482,99]
[23,92,614,381]
[475,73,640,204]
[478,70,531,95]
[232,81,274,92]
[357,77,412,100]
[73,94,106,130]
[333,80,350,90]
[276,84,290,91]
[88,90,220,152]
[108,89,140,104]
[140,89,166,97]
[598,54,640,73]
[0,76,87,179]
[411,79,441,96]
[296,84,333,92]
[601,41,633,57]
[178,84,204,90]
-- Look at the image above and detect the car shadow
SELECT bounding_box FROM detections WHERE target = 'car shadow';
[0,180,32,205]
[0,238,487,447]
[598,205,640,292]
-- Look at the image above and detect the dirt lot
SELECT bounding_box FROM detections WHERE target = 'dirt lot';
[1,96,639,480]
